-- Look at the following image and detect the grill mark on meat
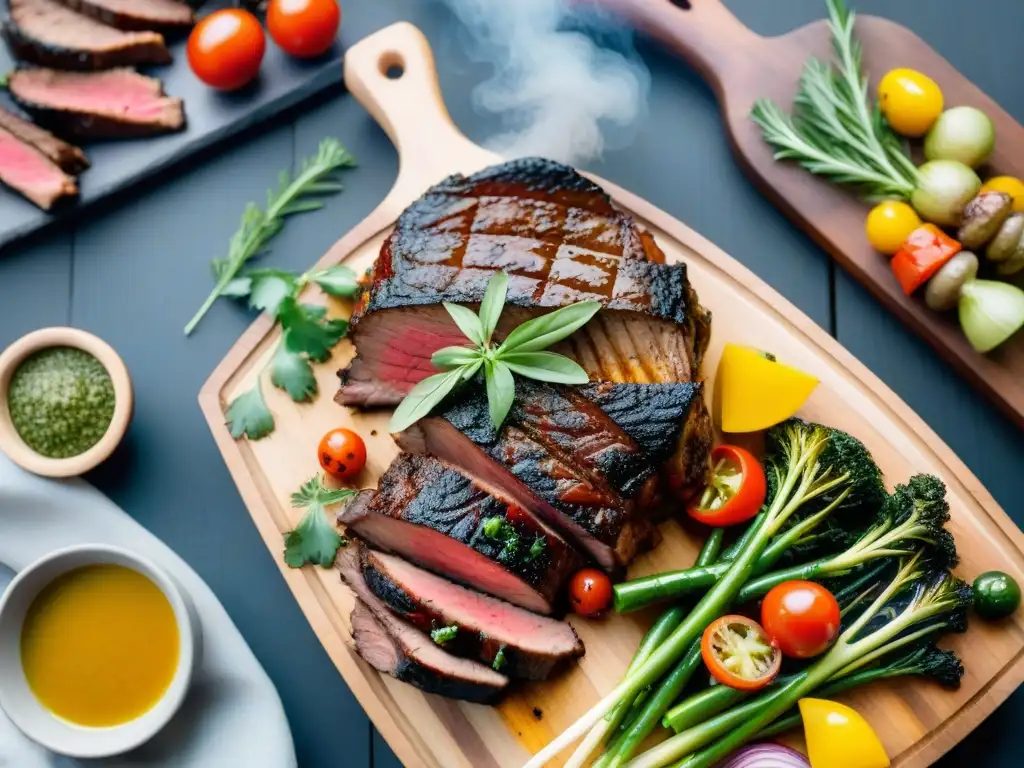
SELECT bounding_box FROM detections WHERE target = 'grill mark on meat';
[0,106,87,174]
[55,0,194,31]
[0,125,77,209]
[4,0,171,70]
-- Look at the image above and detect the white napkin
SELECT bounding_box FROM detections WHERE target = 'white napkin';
[0,453,297,768]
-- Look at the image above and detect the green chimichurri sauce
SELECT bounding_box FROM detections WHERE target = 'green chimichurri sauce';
[7,347,115,459]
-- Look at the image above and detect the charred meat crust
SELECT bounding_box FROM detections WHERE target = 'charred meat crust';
[0,106,88,173]
[56,0,194,32]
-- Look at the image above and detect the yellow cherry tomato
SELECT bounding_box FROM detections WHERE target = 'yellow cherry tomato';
[864,201,922,254]
[799,698,889,768]
[981,176,1024,213]
[878,68,944,137]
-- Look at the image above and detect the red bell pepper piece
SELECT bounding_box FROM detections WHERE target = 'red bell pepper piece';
[890,224,962,295]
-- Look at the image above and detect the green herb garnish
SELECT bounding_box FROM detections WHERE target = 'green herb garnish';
[529,536,547,561]
[492,646,507,672]
[184,138,356,336]
[430,625,459,645]
[283,475,355,568]
[388,271,600,432]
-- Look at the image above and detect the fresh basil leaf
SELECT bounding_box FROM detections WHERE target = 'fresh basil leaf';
[310,265,361,297]
[443,302,485,347]
[220,276,252,298]
[270,346,318,402]
[389,367,467,433]
[496,301,601,354]
[500,351,590,385]
[460,358,484,381]
[485,360,515,430]
[249,270,297,316]
[431,346,482,370]
[478,271,509,344]
[225,383,274,440]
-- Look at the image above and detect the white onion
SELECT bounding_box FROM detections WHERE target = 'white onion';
[958,279,1024,353]
[924,107,996,168]
[718,743,811,768]
[911,160,981,226]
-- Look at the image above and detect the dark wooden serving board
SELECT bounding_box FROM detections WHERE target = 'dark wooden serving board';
[0,0,343,251]
[595,0,1024,430]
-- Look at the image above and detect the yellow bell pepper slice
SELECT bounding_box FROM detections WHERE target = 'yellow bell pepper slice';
[799,698,889,768]
[714,344,819,433]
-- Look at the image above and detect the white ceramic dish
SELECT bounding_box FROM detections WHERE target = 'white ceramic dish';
[0,545,200,758]
[0,452,296,768]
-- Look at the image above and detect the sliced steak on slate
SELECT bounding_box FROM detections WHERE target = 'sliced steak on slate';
[0,126,77,209]
[0,106,88,174]
[336,157,711,408]
[56,0,194,31]
[337,453,581,615]
[8,68,184,139]
[352,542,583,681]
[340,544,509,703]
[4,0,171,70]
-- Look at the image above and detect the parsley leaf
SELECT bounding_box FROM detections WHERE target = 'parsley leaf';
[225,383,274,440]
[220,276,253,298]
[284,475,356,568]
[249,269,297,316]
[279,297,350,361]
[430,625,459,645]
[309,265,361,297]
[270,346,317,402]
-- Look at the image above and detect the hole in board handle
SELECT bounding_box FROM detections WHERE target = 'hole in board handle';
[378,51,405,80]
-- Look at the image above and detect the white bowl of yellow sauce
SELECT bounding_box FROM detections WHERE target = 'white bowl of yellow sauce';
[0,544,200,758]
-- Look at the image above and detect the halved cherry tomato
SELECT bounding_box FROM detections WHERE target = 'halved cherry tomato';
[687,445,766,526]
[187,9,266,91]
[761,580,841,659]
[318,427,366,480]
[570,568,612,618]
[701,615,781,691]
[267,0,340,59]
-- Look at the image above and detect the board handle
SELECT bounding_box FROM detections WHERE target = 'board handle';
[344,22,495,192]
[588,0,761,91]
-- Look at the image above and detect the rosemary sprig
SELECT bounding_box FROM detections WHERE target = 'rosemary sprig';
[184,138,356,335]
[750,0,918,200]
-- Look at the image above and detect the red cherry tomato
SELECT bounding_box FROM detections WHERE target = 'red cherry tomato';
[318,427,366,480]
[761,580,841,659]
[187,9,266,91]
[701,615,781,691]
[687,445,767,527]
[570,569,612,617]
[266,0,340,59]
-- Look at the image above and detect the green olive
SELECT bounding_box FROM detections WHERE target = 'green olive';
[986,213,1024,262]
[973,570,1021,620]
[958,192,1012,250]
[925,251,979,311]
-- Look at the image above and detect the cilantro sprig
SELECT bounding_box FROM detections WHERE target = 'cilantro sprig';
[389,272,601,433]
[224,263,360,440]
[284,474,356,568]
[184,138,356,336]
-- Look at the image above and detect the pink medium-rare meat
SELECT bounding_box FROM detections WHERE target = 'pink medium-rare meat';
[0,106,88,174]
[337,157,712,408]
[0,126,77,210]
[56,0,194,32]
[8,68,185,139]
[337,453,581,615]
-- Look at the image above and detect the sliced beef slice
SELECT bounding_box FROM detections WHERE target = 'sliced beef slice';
[337,157,710,408]
[0,125,77,209]
[4,0,171,70]
[56,0,194,32]
[0,106,87,174]
[337,453,580,615]
[354,543,583,680]
[9,68,184,139]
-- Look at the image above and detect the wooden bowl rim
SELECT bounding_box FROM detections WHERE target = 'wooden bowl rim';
[0,327,133,478]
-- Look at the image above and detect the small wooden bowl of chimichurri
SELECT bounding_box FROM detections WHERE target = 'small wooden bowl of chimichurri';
[0,328,133,477]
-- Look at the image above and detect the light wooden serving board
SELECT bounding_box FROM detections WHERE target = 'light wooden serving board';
[593,0,1024,430]
[199,22,1024,768]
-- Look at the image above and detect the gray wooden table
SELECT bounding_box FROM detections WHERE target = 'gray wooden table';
[1,1,1021,765]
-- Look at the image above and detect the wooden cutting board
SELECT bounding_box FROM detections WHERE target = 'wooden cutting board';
[592,0,1024,430]
[198,22,1024,768]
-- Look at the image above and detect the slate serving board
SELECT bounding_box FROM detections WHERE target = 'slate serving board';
[0,0,343,251]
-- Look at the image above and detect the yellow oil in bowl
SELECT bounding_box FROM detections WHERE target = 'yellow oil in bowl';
[20,564,180,727]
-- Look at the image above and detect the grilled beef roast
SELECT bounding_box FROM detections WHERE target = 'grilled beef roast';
[399,381,660,571]
[352,542,583,680]
[338,453,581,614]
[337,158,711,408]
[340,546,509,703]
[4,0,171,70]
[0,106,87,174]
[0,125,77,209]
[56,0,194,31]
[9,68,184,139]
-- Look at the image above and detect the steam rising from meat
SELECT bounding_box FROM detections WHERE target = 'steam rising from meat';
[437,0,650,165]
